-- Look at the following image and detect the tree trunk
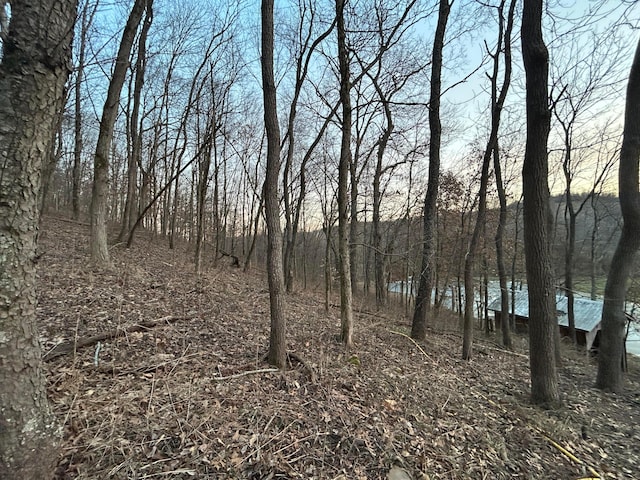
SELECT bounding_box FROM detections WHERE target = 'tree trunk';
[73,2,95,221]
[195,118,214,274]
[411,0,450,340]
[0,0,76,476]
[336,0,354,347]
[372,151,390,309]
[40,114,64,216]
[590,194,600,300]
[90,0,146,264]
[119,1,153,242]
[282,14,334,293]
[521,0,560,406]
[262,0,287,368]
[463,0,515,359]
[495,141,512,349]
[596,38,640,393]
[494,0,516,350]
[349,164,359,296]
[510,197,522,330]
[564,198,578,344]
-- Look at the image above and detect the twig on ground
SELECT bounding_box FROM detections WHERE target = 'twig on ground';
[389,329,436,365]
[213,368,279,381]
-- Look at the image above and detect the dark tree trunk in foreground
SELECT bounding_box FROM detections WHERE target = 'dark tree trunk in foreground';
[90,0,146,264]
[411,0,450,340]
[521,0,560,406]
[262,0,287,368]
[336,0,354,347]
[596,38,640,393]
[0,0,76,477]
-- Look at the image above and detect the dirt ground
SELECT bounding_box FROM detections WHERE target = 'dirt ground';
[36,215,640,479]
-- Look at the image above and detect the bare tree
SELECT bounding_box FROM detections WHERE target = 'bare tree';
[262,0,287,368]
[462,0,515,359]
[281,1,335,292]
[0,0,76,476]
[596,38,640,393]
[73,1,98,220]
[411,0,451,340]
[550,33,624,345]
[119,0,153,241]
[90,0,147,264]
[521,0,560,406]
[490,0,516,350]
[335,0,355,346]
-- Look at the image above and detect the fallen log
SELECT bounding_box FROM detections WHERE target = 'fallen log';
[43,315,189,362]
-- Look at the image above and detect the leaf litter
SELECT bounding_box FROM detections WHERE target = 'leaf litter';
[36,216,640,479]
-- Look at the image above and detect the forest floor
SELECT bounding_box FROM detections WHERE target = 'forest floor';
[37,215,640,480]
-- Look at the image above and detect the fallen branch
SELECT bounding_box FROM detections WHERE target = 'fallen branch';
[48,215,91,227]
[389,329,436,365]
[476,344,528,358]
[43,315,190,362]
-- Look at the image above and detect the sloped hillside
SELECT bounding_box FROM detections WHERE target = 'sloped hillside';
[37,216,639,479]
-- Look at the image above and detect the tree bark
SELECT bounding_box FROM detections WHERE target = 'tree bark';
[411,0,450,340]
[73,2,95,220]
[596,38,640,393]
[119,0,153,242]
[195,106,214,274]
[90,0,146,264]
[494,0,516,350]
[495,141,512,349]
[262,0,287,368]
[463,0,515,359]
[0,0,76,476]
[521,0,560,406]
[336,0,354,347]
[590,194,600,300]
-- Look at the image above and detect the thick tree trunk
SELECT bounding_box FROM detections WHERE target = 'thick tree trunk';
[0,0,76,477]
[596,38,640,393]
[90,0,146,264]
[336,0,354,347]
[262,0,287,368]
[411,0,450,340]
[521,0,560,406]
